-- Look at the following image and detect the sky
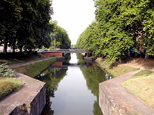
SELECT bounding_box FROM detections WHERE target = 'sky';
[51,0,96,45]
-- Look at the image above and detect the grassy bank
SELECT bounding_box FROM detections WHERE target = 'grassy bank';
[0,78,23,100]
[96,57,154,108]
[0,53,49,65]
[0,63,24,100]
[13,58,57,77]
[95,57,139,77]
[0,54,57,101]
[122,70,154,108]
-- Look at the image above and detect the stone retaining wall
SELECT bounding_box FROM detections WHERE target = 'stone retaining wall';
[10,85,46,115]
[99,83,136,115]
[99,70,154,115]
[0,72,46,115]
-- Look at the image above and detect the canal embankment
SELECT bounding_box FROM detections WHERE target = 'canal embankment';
[0,56,60,115]
[96,57,154,115]
[0,72,46,115]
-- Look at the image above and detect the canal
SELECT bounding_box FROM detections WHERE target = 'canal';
[35,53,112,115]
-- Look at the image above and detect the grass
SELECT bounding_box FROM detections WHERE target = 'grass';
[0,53,48,65]
[0,54,57,101]
[0,78,24,100]
[122,70,154,108]
[96,58,139,77]
[96,57,154,108]
[13,58,57,77]
[133,69,153,77]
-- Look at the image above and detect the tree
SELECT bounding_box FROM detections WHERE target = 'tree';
[0,0,22,55]
[77,0,154,61]
[136,0,154,58]
[16,0,52,51]
[0,0,53,56]
[49,21,71,49]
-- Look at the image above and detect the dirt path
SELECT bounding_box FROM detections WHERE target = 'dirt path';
[122,63,154,71]
[9,57,54,69]
[122,57,154,71]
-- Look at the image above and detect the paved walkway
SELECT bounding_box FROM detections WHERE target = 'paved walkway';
[99,63,154,115]
[0,72,45,115]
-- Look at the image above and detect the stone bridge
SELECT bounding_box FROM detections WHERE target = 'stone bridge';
[38,49,86,57]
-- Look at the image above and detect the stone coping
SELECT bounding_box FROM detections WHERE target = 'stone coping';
[99,70,154,115]
[0,72,45,115]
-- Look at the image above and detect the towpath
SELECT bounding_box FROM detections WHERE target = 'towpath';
[99,59,154,115]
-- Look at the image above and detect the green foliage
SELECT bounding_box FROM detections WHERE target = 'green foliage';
[49,21,71,49]
[0,0,22,54]
[0,0,53,54]
[35,64,68,115]
[0,63,14,77]
[76,53,85,64]
[76,0,154,61]
[0,78,23,100]
[76,21,98,54]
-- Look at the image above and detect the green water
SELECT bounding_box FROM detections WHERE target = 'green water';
[35,53,112,115]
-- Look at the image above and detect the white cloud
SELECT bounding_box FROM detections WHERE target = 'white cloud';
[51,0,96,45]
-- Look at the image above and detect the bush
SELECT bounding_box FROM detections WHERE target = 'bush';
[0,63,14,77]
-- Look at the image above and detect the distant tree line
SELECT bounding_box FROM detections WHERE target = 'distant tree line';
[49,21,71,49]
[76,0,154,62]
[0,0,71,56]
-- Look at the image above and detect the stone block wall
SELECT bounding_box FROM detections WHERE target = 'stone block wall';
[99,82,141,115]
[9,85,46,115]
[30,85,46,115]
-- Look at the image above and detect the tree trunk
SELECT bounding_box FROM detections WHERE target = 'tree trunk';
[3,38,8,57]
[19,46,22,53]
[13,39,16,53]
[128,49,130,57]
[145,49,149,59]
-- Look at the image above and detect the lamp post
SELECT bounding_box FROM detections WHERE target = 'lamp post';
[54,34,56,50]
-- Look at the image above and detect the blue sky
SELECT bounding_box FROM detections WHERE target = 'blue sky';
[51,0,96,45]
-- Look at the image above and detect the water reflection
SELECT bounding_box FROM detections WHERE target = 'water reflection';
[35,53,112,115]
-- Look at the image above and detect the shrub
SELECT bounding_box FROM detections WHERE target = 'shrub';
[0,63,14,77]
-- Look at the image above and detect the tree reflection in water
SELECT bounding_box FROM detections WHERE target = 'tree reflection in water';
[34,53,112,115]
[37,54,71,115]
[76,53,112,115]
[36,66,68,115]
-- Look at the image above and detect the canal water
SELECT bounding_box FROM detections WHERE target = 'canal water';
[36,53,112,115]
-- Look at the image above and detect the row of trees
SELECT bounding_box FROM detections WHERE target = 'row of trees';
[0,0,52,54]
[50,21,71,49]
[0,0,71,56]
[76,0,154,61]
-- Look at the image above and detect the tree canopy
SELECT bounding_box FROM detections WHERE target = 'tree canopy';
[49,21,71,49]
[0,0,53,54]
[0,0,71,57]
[76,0,154,61]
